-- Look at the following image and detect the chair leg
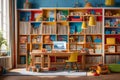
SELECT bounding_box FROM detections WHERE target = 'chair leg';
[68,62,72,72]
[63,62,67,71]
[75,62,79,72]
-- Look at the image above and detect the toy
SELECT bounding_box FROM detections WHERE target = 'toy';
[35,14,42,21]
[69,37,74,42]
[105,11,112,16]
[44,35,52,43]
[89,63,110,75]
[85,2,92,7]
[96,64,110,74]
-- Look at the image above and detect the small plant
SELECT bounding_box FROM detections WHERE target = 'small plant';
[0,31,7,50]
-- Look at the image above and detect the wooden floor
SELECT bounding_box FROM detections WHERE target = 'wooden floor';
[0,73,120,80]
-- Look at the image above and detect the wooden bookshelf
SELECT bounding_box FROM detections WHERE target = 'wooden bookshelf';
[104,8,120,64]
[17,8,104,70]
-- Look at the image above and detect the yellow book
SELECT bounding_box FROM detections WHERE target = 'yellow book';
[106,38,115,44]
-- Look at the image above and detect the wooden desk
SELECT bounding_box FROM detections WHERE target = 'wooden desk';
[30,52,86,70]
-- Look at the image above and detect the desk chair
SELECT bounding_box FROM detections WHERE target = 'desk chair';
[63,51,79,72]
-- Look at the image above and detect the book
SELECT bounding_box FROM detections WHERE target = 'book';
[70,44,76,50]
[77,45,83,50]
[20,56,26,64]
[95,49,102,54]
[86,36,93,42]
[20,36,27,43]
[108,46,115,52]
[88,49,94,54]
[117,46,120,52]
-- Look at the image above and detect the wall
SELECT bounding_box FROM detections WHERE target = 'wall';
[17,0,120,9]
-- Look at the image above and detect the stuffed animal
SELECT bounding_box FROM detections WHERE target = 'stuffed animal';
[96,64,110,74]
[89,63,110,75]
[44,35,51,43]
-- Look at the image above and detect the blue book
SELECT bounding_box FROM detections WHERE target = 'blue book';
[20,56,26,64]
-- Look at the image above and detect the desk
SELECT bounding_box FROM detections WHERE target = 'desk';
[30,52,86,71]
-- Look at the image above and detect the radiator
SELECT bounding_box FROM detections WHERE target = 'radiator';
[0,56,11,70]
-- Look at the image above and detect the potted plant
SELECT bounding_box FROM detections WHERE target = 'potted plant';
[0,31,7,56]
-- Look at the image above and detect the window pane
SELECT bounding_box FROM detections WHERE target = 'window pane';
[3,0,6,17]
[0,0,1,11]
[0,13,1,30]
[3,16,7,24]
[3,23,7,32]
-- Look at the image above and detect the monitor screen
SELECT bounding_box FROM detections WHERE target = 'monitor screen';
[53,41,66,51]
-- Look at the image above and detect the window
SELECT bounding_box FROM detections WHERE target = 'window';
[0,0,10,54]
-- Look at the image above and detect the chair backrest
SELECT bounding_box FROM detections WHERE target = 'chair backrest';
[68,51,78,62]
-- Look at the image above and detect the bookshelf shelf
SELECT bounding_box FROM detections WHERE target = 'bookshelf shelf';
[43,43,53,44]
[69,15,102,17]
[32,43,42,44]
[35,62,42,64]
[69,34,84,35]
[105,16,120,18]
[30,21,42,23]
[105,27,120,28]
[86,34,102,36]
[19,53,27,56]
[86,42,102,44]
[87,54,102,56]
[105,52,120,55]
[69,21,83,22]
[105,34,120,36]
[105,44,120,46]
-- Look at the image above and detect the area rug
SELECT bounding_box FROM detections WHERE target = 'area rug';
[4,68,87,76]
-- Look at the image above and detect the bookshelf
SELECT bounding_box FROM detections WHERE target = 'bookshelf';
[104,8,120,64]
[17,8,103,70]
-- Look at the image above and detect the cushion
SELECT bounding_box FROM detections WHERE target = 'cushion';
[108,64,120,72]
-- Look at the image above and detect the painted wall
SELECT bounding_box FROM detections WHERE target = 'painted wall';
[17,0,120,9]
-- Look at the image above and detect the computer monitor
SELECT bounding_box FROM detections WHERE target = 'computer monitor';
[53,41,66,51]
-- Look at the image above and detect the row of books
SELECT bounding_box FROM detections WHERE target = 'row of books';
[69,36,84,43]
[35,57,41,62]
[105,19,120,27]
[107,46,120,53]
[86,36,102,43]
[56,59,64,63]
[19,21,102,35]
[88,49,102,54]
[19,44,27,48]
[32,44,40,50]
[86,56,102,64]
[20,36,30,43]
[19,48,27,54]
[44,57,48,62]
[57,24,68,35]
[42,24,56,34]
[85,22,102,34]
[31,36,42,43]
[105,55,120,64]
[69,44,83,50]
[19,44,27,54]
[19,22,31,35]
[31,25,42,34]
